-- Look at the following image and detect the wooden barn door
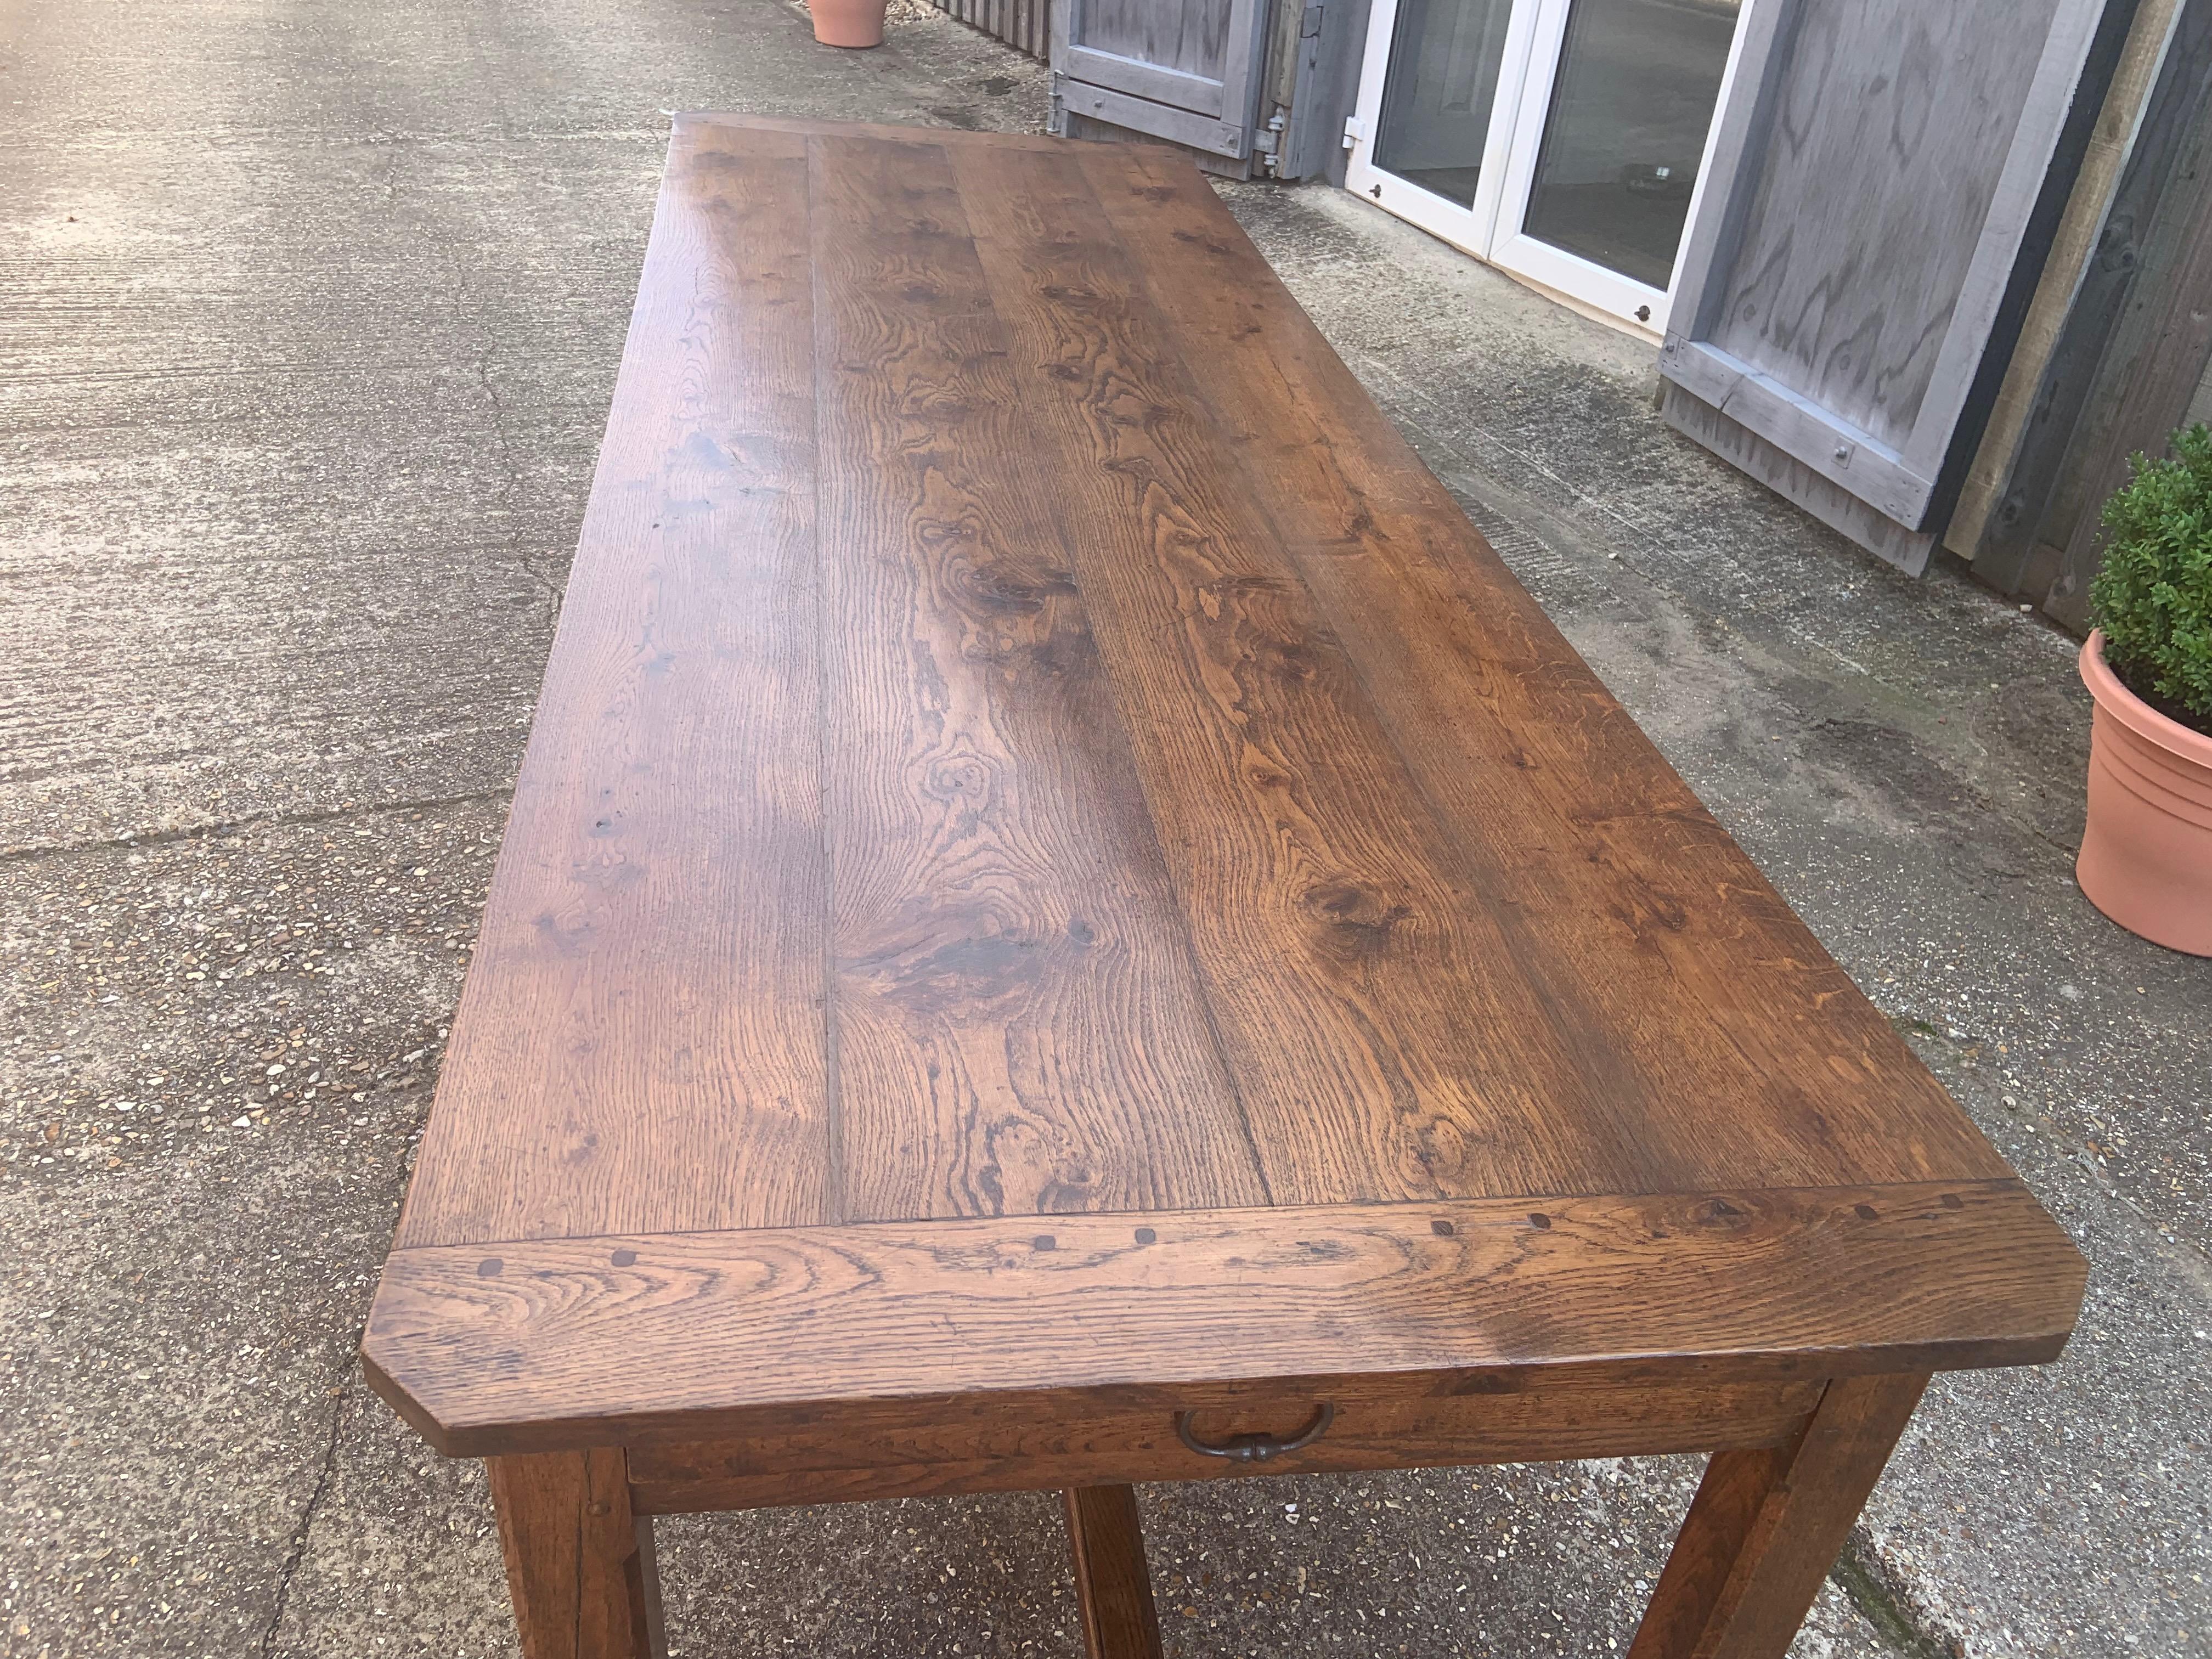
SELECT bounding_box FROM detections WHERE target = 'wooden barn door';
[1659,0,2136,573]
[1051,0,1273,164]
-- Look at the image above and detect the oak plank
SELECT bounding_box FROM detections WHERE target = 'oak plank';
[363,1180,2083,1456]
[1064,1486,1164,1659]
[1077,142,2011,1197]
[805,132,1267,1221]
[1628,1373,1929,1659]
[622,1378,1826,1513]
[395,123,833,1247]
[950,139,1659,1207]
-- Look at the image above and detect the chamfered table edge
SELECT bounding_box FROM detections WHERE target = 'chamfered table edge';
[363,1177,2085,1458]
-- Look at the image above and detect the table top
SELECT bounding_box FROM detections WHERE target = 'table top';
[364,116,2083,1458]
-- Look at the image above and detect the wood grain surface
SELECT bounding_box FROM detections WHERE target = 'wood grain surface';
[806,134,1266,1221]
[1706,0,2065,449]
[394,127,835,1247]
[365,1178,2081,1455]
[375,119,2083,1477]
[622,1378,1826,1512]
[488,1448,665,1659]
[1626,1372,1929,1659]
[392,115,2042,1255]
[1064,1485,1165,1659]
[369,117,2087,1659]
[1076,143,2006,1196]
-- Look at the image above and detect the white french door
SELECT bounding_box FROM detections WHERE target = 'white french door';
[1345,0,1751,335]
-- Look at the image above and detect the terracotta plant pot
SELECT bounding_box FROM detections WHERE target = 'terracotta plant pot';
[810,0,885,48]
[2076,629,2212,955]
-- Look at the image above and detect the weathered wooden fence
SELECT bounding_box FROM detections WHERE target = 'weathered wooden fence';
[1657,0,2137,575]
[1962,0,2212,626]
[933,0,1048,58]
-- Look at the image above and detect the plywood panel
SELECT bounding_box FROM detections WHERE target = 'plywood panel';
[1662,0,2130,561]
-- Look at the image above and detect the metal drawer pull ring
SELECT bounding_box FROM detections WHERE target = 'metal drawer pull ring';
[1174,1402,1335,1463]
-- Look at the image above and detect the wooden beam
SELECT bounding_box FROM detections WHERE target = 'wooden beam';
[363,1181,2083,1458]
[624,1379,1826,1513]
[1947,0,2184,566]
[1064,1486,1165,1659]
[487,1449,665,1659]
[1628,1373,1929,1659]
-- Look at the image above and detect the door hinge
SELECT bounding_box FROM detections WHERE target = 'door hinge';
[1342,114,1369,150]
[1048,71,1066,136]
[1256,109,1288,177]
[1300,2,1323,37]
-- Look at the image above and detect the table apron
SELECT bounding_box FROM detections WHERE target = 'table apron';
[622,1376,1826,1515]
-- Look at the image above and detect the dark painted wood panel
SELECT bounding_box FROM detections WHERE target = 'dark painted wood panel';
[1080,143,2009,1195]
[951,139,1657,1206]
[623,1379,1825,1512]
[363,1180,2084,1457]
[1968,0,2212,602]
[394,125,834,1249]
[805,134,1268,1221]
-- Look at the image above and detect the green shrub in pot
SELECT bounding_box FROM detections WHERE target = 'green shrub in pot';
[2073,422,2212,955]
[2090,422,2212,736]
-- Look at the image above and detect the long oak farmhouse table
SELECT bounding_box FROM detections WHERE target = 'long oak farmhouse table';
[363,115,2087,1659]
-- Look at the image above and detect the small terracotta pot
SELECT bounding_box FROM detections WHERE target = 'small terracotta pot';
[2076,629,2212,956]
[810,0,885,47]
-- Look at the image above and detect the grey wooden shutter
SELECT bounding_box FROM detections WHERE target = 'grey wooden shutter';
[1051,0,1272,161]
[1659,0,2134,573]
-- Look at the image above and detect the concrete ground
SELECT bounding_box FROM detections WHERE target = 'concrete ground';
[0,1,2205,1655]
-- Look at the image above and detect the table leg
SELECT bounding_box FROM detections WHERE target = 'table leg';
[488,1448,667,1659]
[1627,1372,1929,1659]
[1064,1484,1165,1659]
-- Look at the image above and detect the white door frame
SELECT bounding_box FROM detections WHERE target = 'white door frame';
[1341,0,1543,262]
[1344,0,1760,336]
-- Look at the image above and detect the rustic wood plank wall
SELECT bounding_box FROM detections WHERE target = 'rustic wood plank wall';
[933,0,1048,59]
[1944,0,2185,573]
[1965,0,2212,625]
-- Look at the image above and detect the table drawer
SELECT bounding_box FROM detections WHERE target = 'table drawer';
[625,1376,1824,1515]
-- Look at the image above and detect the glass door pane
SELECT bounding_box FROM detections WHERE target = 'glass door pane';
[1373,0,1516,210]
[1519,0,1739,289]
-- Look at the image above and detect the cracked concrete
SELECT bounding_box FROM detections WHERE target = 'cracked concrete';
[1,1,2206,1657]
[260,1397,347,1659]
